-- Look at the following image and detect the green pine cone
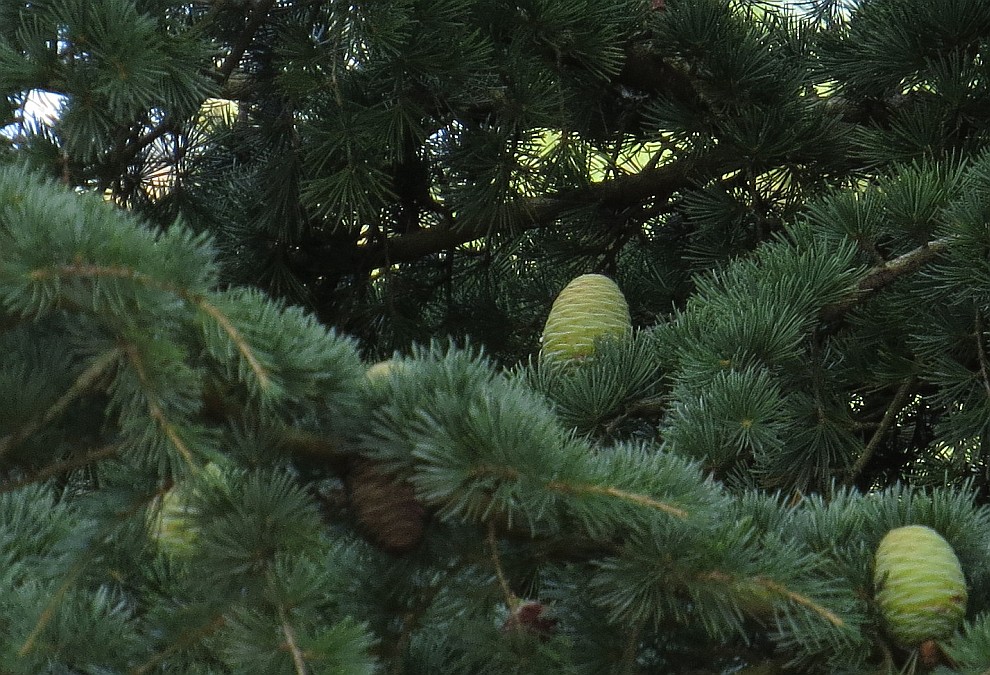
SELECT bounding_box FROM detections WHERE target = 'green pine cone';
[873,525,967,646]
[149,463,225,557]
[540,274,630,361]
[152,486,199,556]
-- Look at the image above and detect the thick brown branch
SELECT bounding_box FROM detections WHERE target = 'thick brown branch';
[355,150,735,271]
[618,46,707,103]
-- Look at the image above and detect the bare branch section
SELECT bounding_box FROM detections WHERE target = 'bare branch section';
[216,0,279,84]
[821,236,955,321]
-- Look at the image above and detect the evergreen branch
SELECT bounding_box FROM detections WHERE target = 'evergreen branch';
[130,615,227,675]
[17,496,156,660]
[701,571,845,629]
[280,430,351,470]
[621,622,642,672]
[0,348,120,461]
[29,262,149,284]
[18,568,80,658]
[217,0,279,84]
[91,0,276,196]
[545,480,689,519]
[488,521,520,614]
[618,47,716,105]
[468,464,690,520]
[755,578,845,628]
[196,297,272,390]
[0,444,120,494]
[29,262,273,392]
[975,310,990,400]
[356,150,736,271]
[98,117,179,192]
[844,378,915,486]
[821,236,956,321]
[858,236,956,292]
[121,341,197,469]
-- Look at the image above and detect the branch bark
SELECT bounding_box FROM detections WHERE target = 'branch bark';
[821,236,955,322]
[353,149,737,272]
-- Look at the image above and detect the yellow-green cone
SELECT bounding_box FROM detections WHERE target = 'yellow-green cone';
[540,274,630,361]
[873,525,967,646]
[151,487,199,556]
[149,463,225,557]
[366,360,398,381]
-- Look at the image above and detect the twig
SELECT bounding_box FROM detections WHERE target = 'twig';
[18,567,81,657]
[277,602,309,675]
[620,622,641,674]
[821,237,955,322]
[974,310,990,399]
[196,297,271,390]
[130,615,226,675]
[545,480,689,519]
[488,521,520,614]
[468,464,690,520]
[755,578,845,628]
[28,262,272,395]
[99,0,275,192]
[0,348,120,460]
[280,430,351,471]
[0,444,120,493]
[121,341,198,469]
[216,0,278,84]
[844,379,915,486]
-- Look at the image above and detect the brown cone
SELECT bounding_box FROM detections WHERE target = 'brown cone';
[502,601,558,641]
[347,458,426,554]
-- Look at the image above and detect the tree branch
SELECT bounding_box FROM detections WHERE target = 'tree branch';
[0,444,120,494]
[354,150,736,271]
[821,236,955,322]
[844,378,915,487]
[216,0,279,84]
[99,0,276,191]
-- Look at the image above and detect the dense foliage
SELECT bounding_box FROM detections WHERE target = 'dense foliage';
[5,0,990,672]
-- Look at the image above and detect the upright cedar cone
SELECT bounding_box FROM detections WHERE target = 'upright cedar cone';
[346,360,428,553]
[540,274,631,361]
[150,485,198,557]
[347,457,426,554]
[149,463,226,557]
[873,525,967,646]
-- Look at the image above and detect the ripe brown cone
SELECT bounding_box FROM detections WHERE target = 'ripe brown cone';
[501,601,558,641]
[347,458,426,554]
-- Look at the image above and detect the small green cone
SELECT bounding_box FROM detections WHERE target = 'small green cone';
[366,359,410,386]
[540,274,630,361]
[873,525,967,646]
[149,463,226,557]
[152,487,199,557]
